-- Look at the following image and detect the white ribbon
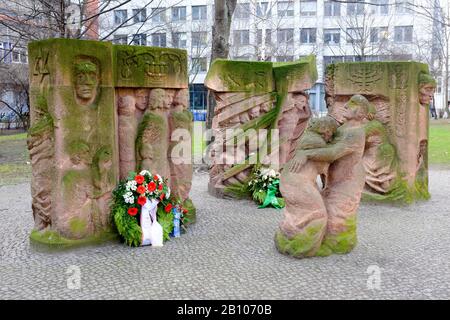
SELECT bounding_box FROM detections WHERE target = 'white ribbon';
[140,198,163,247]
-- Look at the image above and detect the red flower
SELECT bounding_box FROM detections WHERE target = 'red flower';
[148,181,156,192]
[128,207,138,216]
[158,183,163,191]
[135,175,145,184]
[153,175,159,181]
[159,193,165,201]
[137,196,147,206]
[136,185,146,194]
[164,203,173,213]
[182,209,188,214]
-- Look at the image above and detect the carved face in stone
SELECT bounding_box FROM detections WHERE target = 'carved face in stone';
[118,95,135,116]
[74,59,99,105]
[419,83,436,106]
[172,89,188,111]
[286,93,308,112]
[148,88,166,110]
[248,106,261,120]
[343,95,370,122]
[135,89,150,111]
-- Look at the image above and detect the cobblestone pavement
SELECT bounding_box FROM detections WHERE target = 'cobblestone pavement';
[0,170,449,300]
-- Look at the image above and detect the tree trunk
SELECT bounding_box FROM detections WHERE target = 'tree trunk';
[206,0,237,130]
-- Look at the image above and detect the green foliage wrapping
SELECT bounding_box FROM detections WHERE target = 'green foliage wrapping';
[223,181,251,199]
[112,204,142,247]
[157,206,174,241]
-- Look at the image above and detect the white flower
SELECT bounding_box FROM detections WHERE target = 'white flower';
[263,175,268,180]
[165,188,171,199]
[126,180,137,191]
[139,170,151,177]
[269,169,276,177]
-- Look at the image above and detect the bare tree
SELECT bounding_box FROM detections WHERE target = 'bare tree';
[0,63,30,129]
[207,0,238,129]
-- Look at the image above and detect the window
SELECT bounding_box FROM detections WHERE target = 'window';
[12,50,20,63]
[192,57,207,73]
[190,84,208,111]
[300,28,316,44]
[276,56,294,62]
[257,2,272,17]
[370,27,388,43]
[151,33,166,47]
[114,10,127,25]
[257,29,272,45]
[346,28,363,43]
[192,32,208,48]
[324,56,344,67]
[132,34,147,46]
[152,8,166,23]
[172,6,186,21]
[172,32,187,48]
[278,1,294,17]
[192,5,207,20]
[277,29,294,45]
[20,50,27,63]
[395,0,413,14]
[347,0,365,16]
[394,26,413,42]
[234,30,250,46]
[132,8,146,23]
[324,1,340,16]
[300,1,317,16]
[370,0,389,15]
[235,3,250,19]
[113,34,128,44]
[324,29,340,44]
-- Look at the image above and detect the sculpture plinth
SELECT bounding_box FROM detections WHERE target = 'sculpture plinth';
[325,62,435,203]
[27,39,194,247]
[205,56,318,198]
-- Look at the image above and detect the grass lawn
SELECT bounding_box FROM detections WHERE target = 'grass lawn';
[429,120,450,166]
[0,132,31,185]
[1,121,449,186]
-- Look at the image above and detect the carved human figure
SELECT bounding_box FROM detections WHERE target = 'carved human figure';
[168,89,193,201]
[118,95,137,179]
[363,120,396,194]
[93,146,115,228]
[27,124,54,231]
[73,58,99,106]
[277,92,311,165]
[136,88,170,178]
[276,95,369,258]
[276,116,338,257]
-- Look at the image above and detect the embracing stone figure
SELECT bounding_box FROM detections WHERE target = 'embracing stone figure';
[275,95,369,258]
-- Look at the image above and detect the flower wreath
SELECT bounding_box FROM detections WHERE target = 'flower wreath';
[111,170,189,247]
[248,166,285,209]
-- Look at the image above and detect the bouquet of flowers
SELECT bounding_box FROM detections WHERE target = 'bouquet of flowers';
[111,170,188,247]
[248,166,285,209]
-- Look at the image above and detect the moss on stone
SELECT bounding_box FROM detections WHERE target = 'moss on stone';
[30,228,117,251]
[317,216,357,256]
[69,217,88,234]
[112,44,188,88]
[275,221,326,258]
[205,59,274,93]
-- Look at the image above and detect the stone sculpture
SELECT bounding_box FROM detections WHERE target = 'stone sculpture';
[325,62,436,203]
[27,39,195,246]
[275,95,369,258]
[205,56,318,198]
